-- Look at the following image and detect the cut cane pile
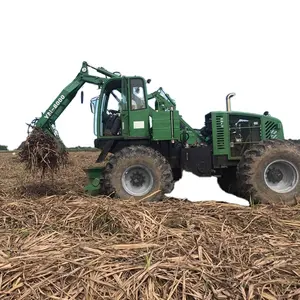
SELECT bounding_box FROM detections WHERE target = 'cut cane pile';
[18,127,68,177]
[0,151,300,299]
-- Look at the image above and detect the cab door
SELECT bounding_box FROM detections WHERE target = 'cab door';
[128,77,149,137]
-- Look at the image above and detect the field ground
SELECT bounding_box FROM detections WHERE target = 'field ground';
[1,152,300,299]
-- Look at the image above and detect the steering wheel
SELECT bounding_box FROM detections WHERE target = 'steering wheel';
[107,109,120,114]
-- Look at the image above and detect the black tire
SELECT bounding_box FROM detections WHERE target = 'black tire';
[237,139,300,205]
[217,167,238,196]
[103,145,174,201]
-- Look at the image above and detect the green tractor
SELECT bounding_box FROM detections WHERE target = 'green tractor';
[29,61,300,205]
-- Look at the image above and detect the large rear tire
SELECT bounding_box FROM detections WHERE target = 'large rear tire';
[237,139,300,205]
[103,145,174,201]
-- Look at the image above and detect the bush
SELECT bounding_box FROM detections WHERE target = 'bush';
[0,145,8,151]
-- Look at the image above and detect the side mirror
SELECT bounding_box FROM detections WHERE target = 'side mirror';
[81,91,84,104]
[147,79,151,84]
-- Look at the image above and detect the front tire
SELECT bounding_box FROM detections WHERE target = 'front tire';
[103,145,174,201]
[237,139,300,205]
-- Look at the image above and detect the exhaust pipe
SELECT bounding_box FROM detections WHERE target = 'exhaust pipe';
[226,93,236,112]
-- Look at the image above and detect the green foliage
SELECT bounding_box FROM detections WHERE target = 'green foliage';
[0,145,8,151]
[66,146,98,152]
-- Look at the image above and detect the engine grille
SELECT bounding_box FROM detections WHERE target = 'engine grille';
[265,121,278,139]
[216,115,225,150]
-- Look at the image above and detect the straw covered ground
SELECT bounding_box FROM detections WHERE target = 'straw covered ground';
[1,152,300,300]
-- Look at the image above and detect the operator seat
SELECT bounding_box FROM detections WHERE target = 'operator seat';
[103,113,121,136]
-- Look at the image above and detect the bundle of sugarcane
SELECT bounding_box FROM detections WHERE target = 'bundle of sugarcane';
[19,127,69,177]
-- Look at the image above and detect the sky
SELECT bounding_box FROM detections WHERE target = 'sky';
[1,0,300,206]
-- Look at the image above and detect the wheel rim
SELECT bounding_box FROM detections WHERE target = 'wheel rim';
[264,159,299,193]
[121,164,154,196]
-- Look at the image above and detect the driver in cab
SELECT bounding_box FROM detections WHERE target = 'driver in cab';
[131,87,145,110]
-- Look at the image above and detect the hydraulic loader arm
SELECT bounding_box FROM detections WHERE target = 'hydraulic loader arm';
[148,87,204,144]
[34,61,119,134]
[148,87,177,111]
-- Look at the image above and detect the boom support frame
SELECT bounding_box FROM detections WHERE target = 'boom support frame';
[35,62,120,135]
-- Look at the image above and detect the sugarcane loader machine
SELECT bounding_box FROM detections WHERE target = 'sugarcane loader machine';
[27,61,300,205]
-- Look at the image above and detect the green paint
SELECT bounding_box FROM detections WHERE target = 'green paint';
[84,166,104,196]
[151,110,180,141]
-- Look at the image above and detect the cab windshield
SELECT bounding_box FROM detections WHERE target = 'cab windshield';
[90,96,99,136]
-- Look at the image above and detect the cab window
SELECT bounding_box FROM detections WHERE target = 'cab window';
[130,78,146,110]
[90,96,99,136]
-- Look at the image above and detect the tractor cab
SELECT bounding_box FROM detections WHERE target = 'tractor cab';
[90,76,150,140]
[90,78,122,137]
